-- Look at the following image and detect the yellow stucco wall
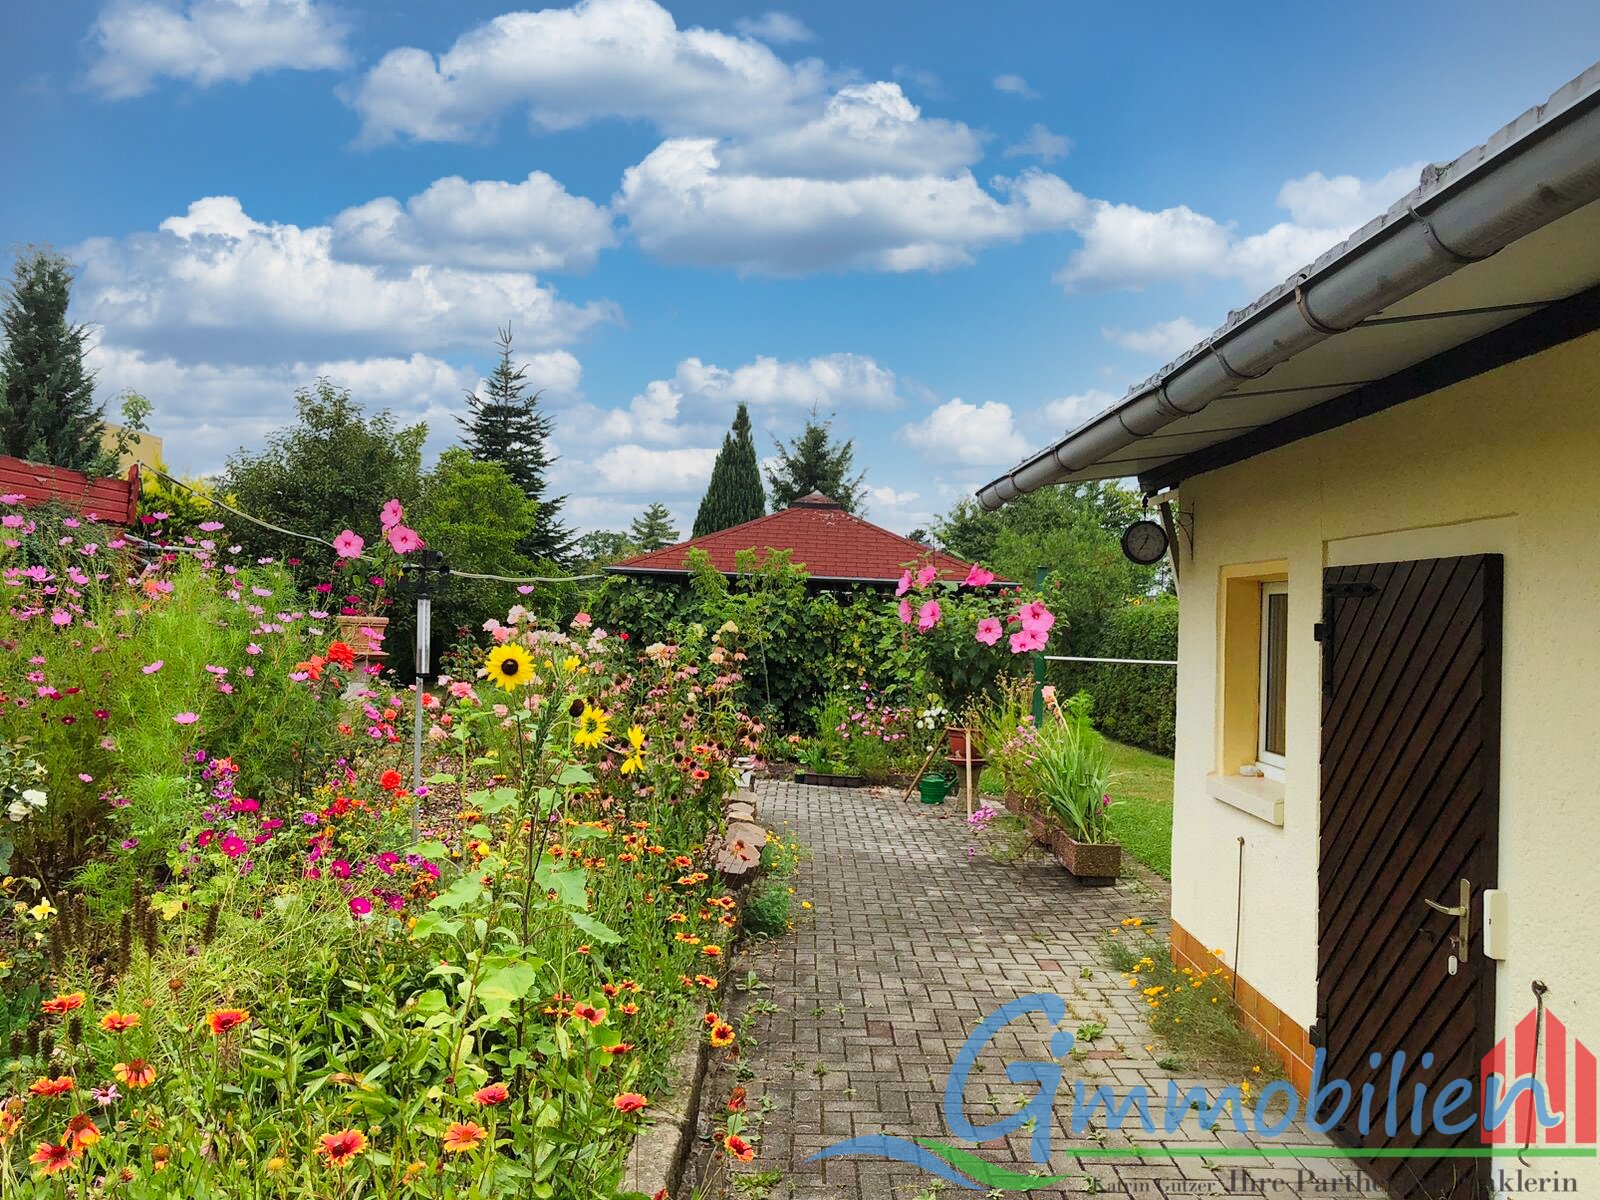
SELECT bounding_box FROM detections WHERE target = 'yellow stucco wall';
[1172,328,1600,1172]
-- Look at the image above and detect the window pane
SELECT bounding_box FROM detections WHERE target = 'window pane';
[1264,592,1288,757]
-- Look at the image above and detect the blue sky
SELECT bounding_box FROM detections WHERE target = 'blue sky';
[4,1,1598,537]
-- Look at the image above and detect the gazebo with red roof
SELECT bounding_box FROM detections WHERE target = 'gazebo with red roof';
[606,492,992,587]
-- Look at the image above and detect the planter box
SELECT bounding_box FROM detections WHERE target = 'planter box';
[794,771,866,788]
[334,614,390,663]
[1026,812,1052,845]
[1051,829,1121,887]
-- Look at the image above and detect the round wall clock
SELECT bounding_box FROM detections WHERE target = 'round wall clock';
[1120,519,1169,565]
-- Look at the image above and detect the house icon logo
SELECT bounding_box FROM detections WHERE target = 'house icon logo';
[1481,1008,1597,1145]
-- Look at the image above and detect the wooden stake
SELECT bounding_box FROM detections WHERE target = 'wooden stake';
[900,730,947,805]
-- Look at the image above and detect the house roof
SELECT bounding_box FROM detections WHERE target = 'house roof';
[978,60,1600,508]
[607,492,983,585]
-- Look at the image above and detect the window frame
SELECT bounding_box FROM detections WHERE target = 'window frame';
[1256,581,1289,780]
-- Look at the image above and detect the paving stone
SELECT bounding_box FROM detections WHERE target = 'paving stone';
[687,782,1361,1200]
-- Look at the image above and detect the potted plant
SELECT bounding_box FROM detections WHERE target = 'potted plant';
[1033,698,1120,885]
[326,499,426,668]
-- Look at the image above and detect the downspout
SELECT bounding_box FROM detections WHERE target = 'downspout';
[977,65,1600,510]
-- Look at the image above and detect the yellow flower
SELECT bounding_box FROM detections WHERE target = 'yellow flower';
[573,704,610,750]
[266,1157,287,1172]
[562,655,581,673]
[486,644,534,691]
[627,725,645,750]
[28,900,56,922]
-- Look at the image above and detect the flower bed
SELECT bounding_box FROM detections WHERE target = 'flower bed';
[0,498,760,1196]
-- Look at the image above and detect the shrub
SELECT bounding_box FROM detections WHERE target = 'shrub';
[1050,597,1177,755]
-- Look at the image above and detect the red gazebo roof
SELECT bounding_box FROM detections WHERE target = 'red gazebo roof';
[607,492,985,585]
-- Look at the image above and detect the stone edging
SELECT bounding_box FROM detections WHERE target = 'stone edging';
[622,785,766,1199]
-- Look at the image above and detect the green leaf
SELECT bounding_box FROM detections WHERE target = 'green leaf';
[535,861,588,910]
[476,963,540,1012]
[567,912,621,944]
[556,764,594,786]
[429,875,484,912]
[474,787,519,814]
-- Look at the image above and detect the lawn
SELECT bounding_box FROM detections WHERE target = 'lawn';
[1105,738,1174,878]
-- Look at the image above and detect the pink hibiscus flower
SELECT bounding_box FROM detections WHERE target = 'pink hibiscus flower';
[975,617,1003,646]
[915,563,938,588]
[386,525,424,554]
[894,570,912,597]
[380,499,405,530]
[897,599,913,624]
[1017,600,1056,633]
[916,600,942,631]
[1009,626,1048,654]
[963,564,996,588]
[332,530,364,559]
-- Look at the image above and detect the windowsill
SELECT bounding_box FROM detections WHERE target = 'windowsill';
[1206,772,1286,826]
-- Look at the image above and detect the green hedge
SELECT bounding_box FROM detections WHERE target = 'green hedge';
[1049,597,1177,756]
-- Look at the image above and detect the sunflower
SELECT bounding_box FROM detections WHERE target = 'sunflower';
[486,644,534,692]
[572,704,610,749]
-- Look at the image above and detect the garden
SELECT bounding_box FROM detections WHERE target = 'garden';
[0,496,770,1197]
[0,460,1175,1196]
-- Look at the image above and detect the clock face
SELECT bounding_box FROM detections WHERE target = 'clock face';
[1121,519,1169,565]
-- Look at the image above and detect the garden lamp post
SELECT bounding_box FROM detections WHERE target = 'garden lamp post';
[399,549,451,834]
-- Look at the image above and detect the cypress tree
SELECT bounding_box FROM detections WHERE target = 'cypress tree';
[765,407,866,513]
[0,248,104,470]
[629,502,679,550]
[692,403,766,536]
[457,327,572,561]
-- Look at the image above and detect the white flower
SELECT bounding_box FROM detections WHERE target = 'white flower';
[7,801,27,822]
[21,789,46,808]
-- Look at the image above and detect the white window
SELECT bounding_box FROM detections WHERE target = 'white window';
[1257,582,1288,779]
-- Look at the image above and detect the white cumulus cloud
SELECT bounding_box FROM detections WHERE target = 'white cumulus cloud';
[1042,389,1118,429]
[733,11,814,44]
[87,0,350,98]
[72,196,617,364]
[993,73,1039,98]
[349,0,827,144]
[1004,123,1072,163]
[331,172,618,274]
[1101,317,1209,358]
[900,398,1028,466]
[590,445,719,494]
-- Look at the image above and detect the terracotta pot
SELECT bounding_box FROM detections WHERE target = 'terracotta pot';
[1052,829,1121,886]
[945,725,982,759]
[335,614,390,663]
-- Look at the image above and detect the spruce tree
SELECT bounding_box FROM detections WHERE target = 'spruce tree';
[629,502,679,550]
[692,403,766,536]
[457,327,572,561]
[0,248,104,470]
[765,407,866,513]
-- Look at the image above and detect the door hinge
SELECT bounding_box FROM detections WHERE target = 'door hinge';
[1308,1016,1327,1048]
[1313,622,1327,643]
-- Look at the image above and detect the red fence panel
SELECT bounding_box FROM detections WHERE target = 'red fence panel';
[0,455,140,526]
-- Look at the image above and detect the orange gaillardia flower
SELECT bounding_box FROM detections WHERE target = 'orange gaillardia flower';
[441,1122,487,1154]
[41,992,86,1016]
[724,1133,755,1162]
[727,1086,747,1113]
[99,1011,141,1033]
[30,1140,80,1176]
[570,1003,606,1027]
[28,1076,75,1098]
[473,1083,510,1106]
[709,1022,736,1049]
[206,1008,251,1036]
[317,1128,368,1168]
[114,1060,158,1089]
[151,1145,171,1172]
[612,1092,648,1113]
[65,1114,101,1149]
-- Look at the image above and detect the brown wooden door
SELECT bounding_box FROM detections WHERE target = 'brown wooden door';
[1317,555,1502,1200]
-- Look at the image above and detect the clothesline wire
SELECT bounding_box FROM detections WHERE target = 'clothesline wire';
[144,467,605,585]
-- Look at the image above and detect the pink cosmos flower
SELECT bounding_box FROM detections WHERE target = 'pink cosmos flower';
[916,599,942,632]
[142,660,164,674]
[220,834,247,858]
[963,564,996,588]
[380,499,405,530]
[332,530,364,559]
[199,520,225,532]
[898,599,913,624]
[50,610,72,626]
[975,617,1003,646]
[894,570,912,597]
[386,525,424,554]
[1017,600,1056,634]
[173,712,199,725]
[915,564,938,588]
[1009,627,1048,654]
[349,896,373,917]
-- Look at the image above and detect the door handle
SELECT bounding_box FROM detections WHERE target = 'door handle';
[1423,878,1472,961]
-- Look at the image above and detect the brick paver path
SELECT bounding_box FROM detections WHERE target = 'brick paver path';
[689,781,1365,1200]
